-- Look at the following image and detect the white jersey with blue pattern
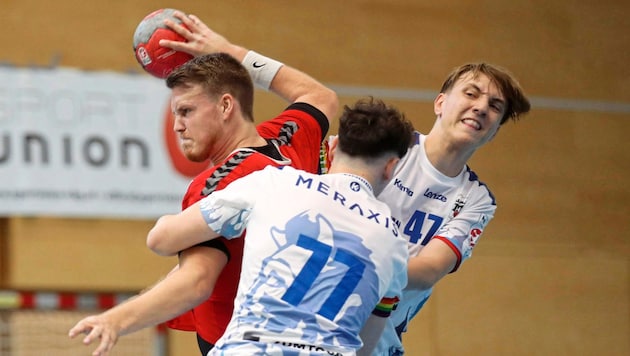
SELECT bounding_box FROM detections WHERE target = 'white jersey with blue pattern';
[198,165,409,355]
[373,132,497,355]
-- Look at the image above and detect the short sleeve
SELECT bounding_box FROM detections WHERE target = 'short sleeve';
[198,169,270,239]
[433,196,495,272]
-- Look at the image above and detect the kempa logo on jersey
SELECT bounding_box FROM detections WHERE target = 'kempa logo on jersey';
[163,104,211,178]
[393,178,413,196]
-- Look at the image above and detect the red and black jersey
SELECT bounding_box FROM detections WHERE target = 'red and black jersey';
[166,102,329,346]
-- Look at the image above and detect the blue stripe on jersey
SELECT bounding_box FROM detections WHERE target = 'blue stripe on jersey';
[413,131,421,145]
[466,167,496,206]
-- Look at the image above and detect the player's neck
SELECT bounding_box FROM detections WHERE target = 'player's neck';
[328,161,378,194]
[424,133,474,177]
[212,122,266,163]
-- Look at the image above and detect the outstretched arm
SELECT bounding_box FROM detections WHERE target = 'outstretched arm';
[68,248,226,356]
[160,11,338,122]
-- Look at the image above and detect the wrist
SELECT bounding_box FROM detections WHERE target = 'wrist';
[242,50,284,90]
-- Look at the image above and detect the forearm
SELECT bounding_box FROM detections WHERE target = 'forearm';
[358,314,387,355]
[106,268,209,336]
[113,246,225,336]
[268,65,338,119]
[239,48,338,119]
[406,257,445,291]
[406,239,458,290]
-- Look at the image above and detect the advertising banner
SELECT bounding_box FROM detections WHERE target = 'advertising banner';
[0,66,211,219]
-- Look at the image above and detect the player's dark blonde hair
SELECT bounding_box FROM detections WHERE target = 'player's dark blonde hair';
[166,53,255,121]
[440,63,531,125]
[338,97,414,159]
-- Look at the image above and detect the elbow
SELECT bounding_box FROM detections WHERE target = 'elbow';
[406,265,442,291]
[146,227,165,255]
[323,88,340,122]
[146,218,174,256]
[407,274,436,291]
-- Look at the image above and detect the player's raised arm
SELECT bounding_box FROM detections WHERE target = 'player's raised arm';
[161,11,339,122]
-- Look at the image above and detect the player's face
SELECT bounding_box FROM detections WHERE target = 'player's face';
[434,73,506,148]
[170,84,225,162]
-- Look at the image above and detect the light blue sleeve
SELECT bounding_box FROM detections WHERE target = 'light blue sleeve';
[198,169,270,239]
[386,237,409,298]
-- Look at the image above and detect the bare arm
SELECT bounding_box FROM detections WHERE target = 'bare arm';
[267,63,339,122]
[357,314,387,356]
[68,247,227,356]
[406,238,458,290]
[161,11,338,122]
[146,200,220,256]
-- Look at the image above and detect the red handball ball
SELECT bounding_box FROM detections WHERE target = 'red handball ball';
[133,8,194,79]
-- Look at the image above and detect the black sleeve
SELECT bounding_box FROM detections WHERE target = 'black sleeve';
[286,102,330,141]
[178,239,231,261]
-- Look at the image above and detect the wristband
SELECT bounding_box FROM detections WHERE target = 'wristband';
[242,50,284,90]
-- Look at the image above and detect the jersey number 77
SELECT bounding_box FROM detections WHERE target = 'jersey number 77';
[281,234,366,321]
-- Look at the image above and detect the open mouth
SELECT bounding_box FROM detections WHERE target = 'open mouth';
[461,118,481,130]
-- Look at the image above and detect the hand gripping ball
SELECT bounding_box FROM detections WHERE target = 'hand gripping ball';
[133,8,194,78]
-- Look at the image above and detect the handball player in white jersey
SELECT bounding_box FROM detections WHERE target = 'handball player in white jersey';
[147,97,415,355]
[368,63,531,355]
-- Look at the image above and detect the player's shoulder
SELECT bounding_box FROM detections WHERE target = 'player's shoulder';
[283,102,329,128]
[395,131,425,163]
[179,161,225,206]
[186,163,221,191]
[253,164,287,178]
[263,165,314,182]
[239,164,303,186]
[257,102,328,138]
[184,150,272,199]
[463,166,497,206]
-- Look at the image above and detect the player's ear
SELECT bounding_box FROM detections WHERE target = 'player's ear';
[327,136,339,162]
[434,93,445,118]
[383,156,400,181]
[219,94,233,116]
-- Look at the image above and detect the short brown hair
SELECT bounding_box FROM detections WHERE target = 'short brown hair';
[166,53,255,121]
[440,63,531,125]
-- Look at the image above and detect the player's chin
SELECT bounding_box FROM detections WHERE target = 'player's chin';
[178,143,195,157]
[185,151,208,162]
[453,130,480,144]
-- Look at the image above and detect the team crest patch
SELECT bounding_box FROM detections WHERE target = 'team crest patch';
[451,194,466,218]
